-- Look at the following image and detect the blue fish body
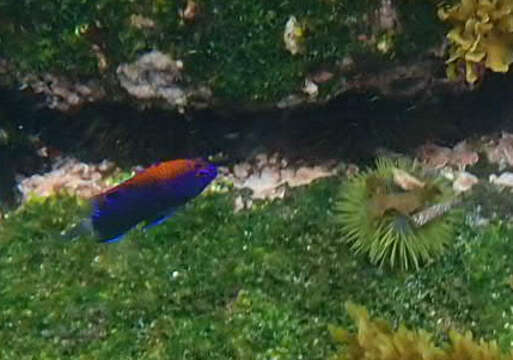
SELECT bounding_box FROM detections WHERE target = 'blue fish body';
[90,159,217,242]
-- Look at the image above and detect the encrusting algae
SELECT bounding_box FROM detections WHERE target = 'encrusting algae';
[438,0,513,83]
[329,302,511,360]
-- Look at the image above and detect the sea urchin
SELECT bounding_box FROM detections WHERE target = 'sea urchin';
[335,158,458,271]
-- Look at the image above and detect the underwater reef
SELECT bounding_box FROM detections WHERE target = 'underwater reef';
[2,1,513,114]
[3,178,513,358]
[0,0,465,112]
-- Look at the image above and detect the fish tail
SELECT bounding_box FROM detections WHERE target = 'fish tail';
[60,218,95,241]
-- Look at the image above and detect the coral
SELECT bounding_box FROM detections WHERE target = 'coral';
[330,302,512,360]
[116,50,214,110]
[489,171,513,187]
[17,157,118,202]
[335,158,458,270]
[224,153,338,206]
[416,142,479,171]
[453,171,479,193]
[484,132,513,168]
[438,0,513,83]
[116,51,188,110]
[22,73,105,112]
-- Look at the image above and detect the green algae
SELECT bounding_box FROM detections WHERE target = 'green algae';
[395,1,448,58]
[0,0,445,103]
[2,179,513,358]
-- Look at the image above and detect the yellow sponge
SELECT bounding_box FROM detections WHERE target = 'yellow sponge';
[439,0,513,83]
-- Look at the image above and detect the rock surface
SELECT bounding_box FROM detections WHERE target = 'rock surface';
[117,51,188,110]
[223,153,339,209]
[18,158,117,201]
[416,141,479,170]
[21,74,105,112]
[14,129,513,218]
[484,133,513,169]
[0,1,467,112]
[453,171,479,193]
[489,172,513,188]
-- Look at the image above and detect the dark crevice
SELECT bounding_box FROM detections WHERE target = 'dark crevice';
[1,73,513,207]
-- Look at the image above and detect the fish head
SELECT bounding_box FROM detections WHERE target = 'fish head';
[191,158,218,188]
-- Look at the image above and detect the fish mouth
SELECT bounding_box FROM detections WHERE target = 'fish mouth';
[197,163,218,179]
[206,164,218,179]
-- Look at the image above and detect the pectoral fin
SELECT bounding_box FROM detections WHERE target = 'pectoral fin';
[143,207,178,230]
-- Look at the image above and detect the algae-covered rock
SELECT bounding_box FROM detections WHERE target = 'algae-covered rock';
[0,0,455,111]
[117,51,188,110]
[22,73,105,112]
[116,50,213,110]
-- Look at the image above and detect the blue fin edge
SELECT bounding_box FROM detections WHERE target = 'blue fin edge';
[143,209,177,230]
[100,233,127,244]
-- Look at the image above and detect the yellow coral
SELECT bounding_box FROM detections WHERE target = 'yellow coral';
[330,302,513,360]
[438,0,513,83]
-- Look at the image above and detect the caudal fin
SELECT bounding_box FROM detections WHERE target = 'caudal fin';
[60,218,95,241]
